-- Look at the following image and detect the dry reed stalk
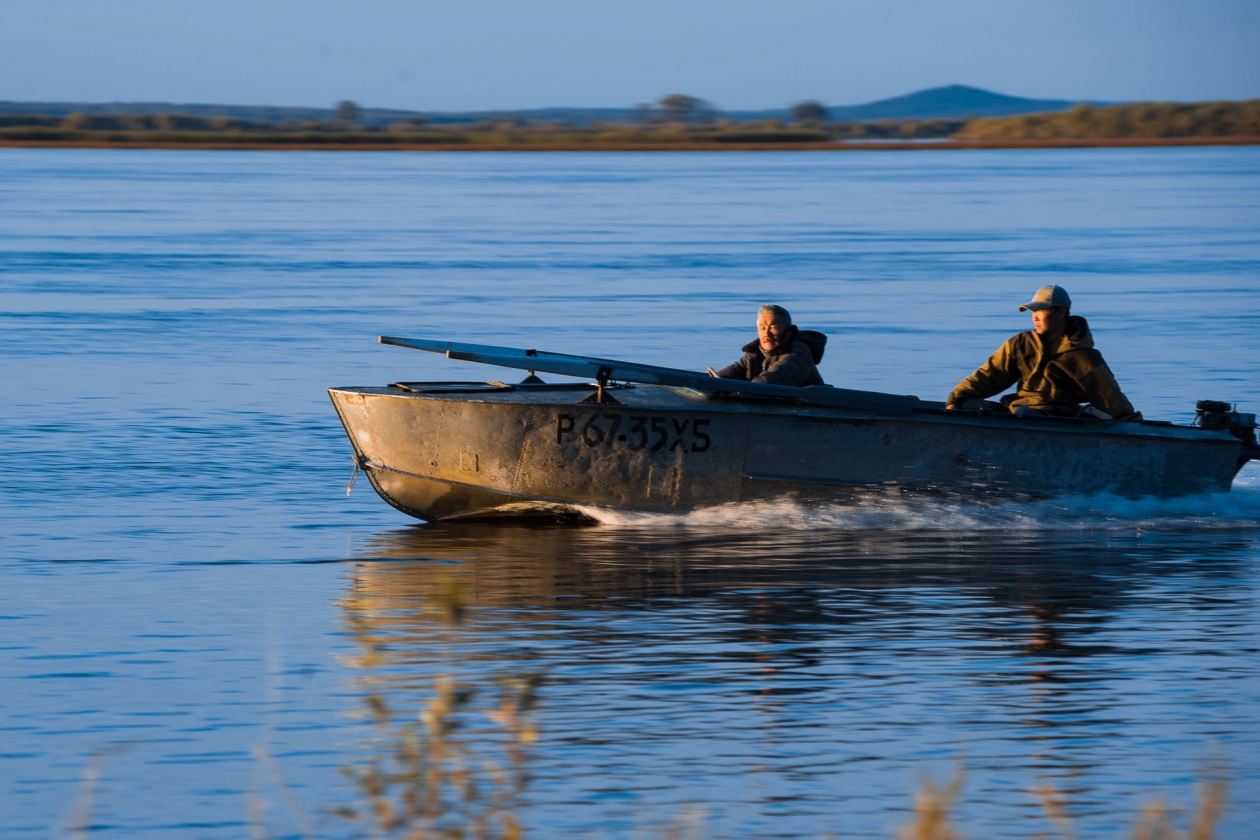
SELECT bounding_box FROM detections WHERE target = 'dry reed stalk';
[1130,773,1228,840]
[1131,799,1179,840]
[897,771,966,840]
[335,575,543,839]
[62,744,127,840]
[253,745,316,840]
[1030,783,1074,839]
[1189,776,1227,840]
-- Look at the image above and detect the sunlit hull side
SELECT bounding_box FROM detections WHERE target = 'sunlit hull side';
[329,383,1249,522]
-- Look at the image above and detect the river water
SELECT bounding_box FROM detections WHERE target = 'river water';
[2,148,1258,838]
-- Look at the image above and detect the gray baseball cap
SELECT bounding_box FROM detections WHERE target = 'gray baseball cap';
[1019,284,1071,312]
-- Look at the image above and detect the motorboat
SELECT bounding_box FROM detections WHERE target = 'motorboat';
[328,337,1259,522]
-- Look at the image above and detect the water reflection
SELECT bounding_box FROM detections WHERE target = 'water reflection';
[347,523,1250,646]
[338,523,1257,838]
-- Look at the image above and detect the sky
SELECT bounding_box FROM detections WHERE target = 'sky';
[3,0,1258,111]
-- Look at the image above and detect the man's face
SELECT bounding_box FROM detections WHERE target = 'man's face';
[1031,306,1067,337]
[758,313,789,352]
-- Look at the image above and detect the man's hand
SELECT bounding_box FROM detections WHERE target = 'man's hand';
[945,403,958,410]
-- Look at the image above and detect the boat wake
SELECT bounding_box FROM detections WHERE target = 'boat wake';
[577,464,1260,532]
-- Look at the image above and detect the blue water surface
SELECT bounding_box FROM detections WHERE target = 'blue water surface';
[1,148,1259,838]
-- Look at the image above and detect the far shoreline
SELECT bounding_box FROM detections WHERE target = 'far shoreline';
[2,135,1258,152]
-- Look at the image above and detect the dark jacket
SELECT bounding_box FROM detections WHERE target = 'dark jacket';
[947,315,1141,420]
[716,326,826,387]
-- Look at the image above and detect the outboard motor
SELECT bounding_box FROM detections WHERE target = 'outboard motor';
[1195,400,1256,439]
[1195,400,1260,469]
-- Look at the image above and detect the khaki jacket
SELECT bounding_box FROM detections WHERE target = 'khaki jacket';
[947,316,1141,420]
[717,326,825,387]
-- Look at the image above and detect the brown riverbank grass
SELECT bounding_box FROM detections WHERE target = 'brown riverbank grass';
[957,100,1260,142]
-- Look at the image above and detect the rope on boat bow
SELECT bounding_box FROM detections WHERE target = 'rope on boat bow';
[346,454,361,495]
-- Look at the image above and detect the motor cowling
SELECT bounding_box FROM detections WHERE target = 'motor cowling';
[1195,400,1259,461]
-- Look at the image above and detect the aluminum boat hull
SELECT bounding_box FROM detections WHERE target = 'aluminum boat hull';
[329,382,1250,522]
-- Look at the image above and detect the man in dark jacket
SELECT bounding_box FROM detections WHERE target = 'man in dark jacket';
[946,285,1141,421]
[713,304,825,387]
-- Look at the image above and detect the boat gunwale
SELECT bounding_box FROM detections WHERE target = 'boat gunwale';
[327,384,1241,447]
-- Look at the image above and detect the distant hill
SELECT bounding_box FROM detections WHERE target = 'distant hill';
[0,86,1096,126]
[824,85,1087,121]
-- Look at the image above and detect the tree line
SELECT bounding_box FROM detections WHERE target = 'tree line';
[2,96,1257,146]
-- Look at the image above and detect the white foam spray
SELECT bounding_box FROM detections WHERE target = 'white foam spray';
[578,462,1260,532]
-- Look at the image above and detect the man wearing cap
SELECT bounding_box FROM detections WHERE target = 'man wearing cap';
[945,285,1141,421]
